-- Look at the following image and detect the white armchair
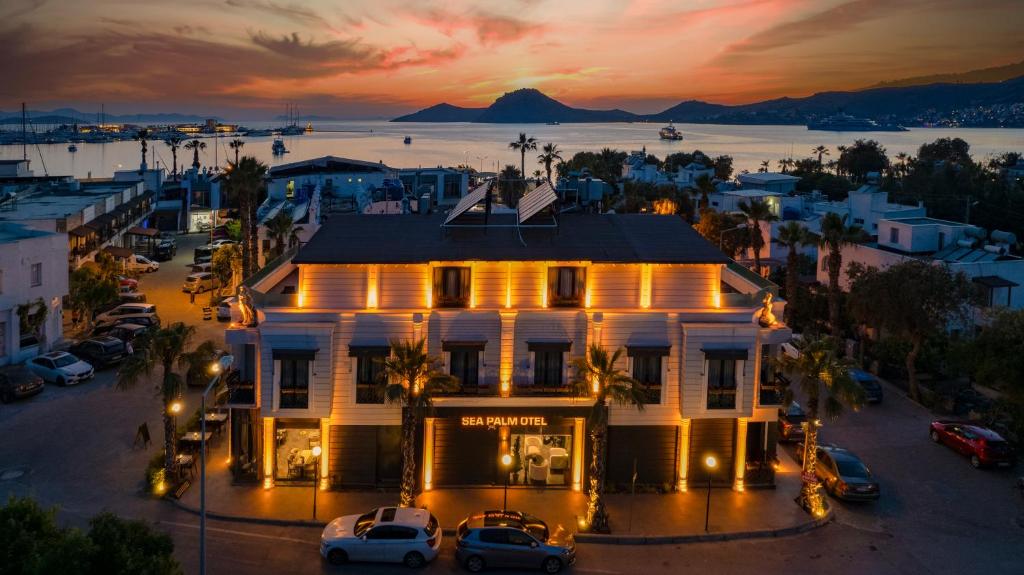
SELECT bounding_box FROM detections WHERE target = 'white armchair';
[529,459,549,484]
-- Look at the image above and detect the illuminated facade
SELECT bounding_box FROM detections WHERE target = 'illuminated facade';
[224,213,791,493]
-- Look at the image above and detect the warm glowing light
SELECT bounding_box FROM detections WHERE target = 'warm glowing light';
[590,375,599,394]
[263,417,275,489]
[209,361,221,374]
[501,453,513,466]
[155,481,167,494]
[504,262,512,308]
[712,290,721,308]
[225,457,232,465]
[572,418,585,491]
[705,455,718,469]
[423,418,435,490]
[652,198,677,215]
[734,479,745,492]
[366,265,379,309]
[312,445,322,458]
[640,264,652,308]
[168,400,183,415]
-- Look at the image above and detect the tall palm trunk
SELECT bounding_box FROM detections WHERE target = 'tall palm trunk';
[827,246,843,339]
[750,222,763,276]
[162,411,177,478]
[785,245,799,324]
[171,150,178,180]
[234,150,240,166]
[586,420,610,533]
[797,393,826,516]
[519,149,526,206]
[906,335,922,402]
[247,195,259,271]
[399,407,418,507]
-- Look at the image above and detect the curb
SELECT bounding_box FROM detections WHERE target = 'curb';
[166,498,831,543]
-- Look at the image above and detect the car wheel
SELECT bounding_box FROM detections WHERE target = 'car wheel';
[542,556,563,574]
[325,548,347,565]
[56,377,66,387]
[930,430,940,443]
[464,555,485,573]
[970,455,982,469]
[403,551,425,569]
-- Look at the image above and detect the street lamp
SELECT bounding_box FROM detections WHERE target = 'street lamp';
[312,445,323,520]
[501,453,513,510]
[719,223,748,249]
[168,399,183,415]
[199,353,234,575]
[704,455,718,533]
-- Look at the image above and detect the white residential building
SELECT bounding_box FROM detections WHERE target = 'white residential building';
[811,178,925,235]
[0,223,68,366]
[737,173,800,195]
[268,156,398,215]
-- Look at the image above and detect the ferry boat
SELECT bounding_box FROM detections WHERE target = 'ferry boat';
[659,122,683,140]
[807,113,907,132]
[272,138,288,155]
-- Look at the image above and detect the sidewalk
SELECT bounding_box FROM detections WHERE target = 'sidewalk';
[173,439,825,543]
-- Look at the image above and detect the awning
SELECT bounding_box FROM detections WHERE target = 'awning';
[625,335,671,356]
[442,340,487,352]
[102,245,133,259]
[348,338,391,356]
[527,339,572,352]
[272,348,318,360]
[701,346,749,361]
[127,226,159,237]
[68,225,94,237]
[972,275,1019,288]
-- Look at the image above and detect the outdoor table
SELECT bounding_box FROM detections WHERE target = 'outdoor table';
[180,431,212,453]
[174,453,196,480]
[204,413,228,435]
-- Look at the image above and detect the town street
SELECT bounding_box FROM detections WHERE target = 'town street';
[1,234,1022,574]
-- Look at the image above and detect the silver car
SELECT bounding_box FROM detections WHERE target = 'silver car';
[320,506,441,568]
[455,511,575,573]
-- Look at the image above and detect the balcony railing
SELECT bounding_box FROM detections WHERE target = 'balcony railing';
[356,384,383,404]
[224,375,256,407]
[438,384,500,397]
[707,389,737,409]
[512,384,575,397]
[758,373,789,406]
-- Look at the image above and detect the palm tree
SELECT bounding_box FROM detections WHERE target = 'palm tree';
[116,323,203,479]
[498,164,524,207]
[737,199,778,276]
[184,139,207,172]
[508,133,537,204]
[812,145,830,170]
[571,344,646,533]
[223,156,268,278]
[378,338,458,507]
[759,160,770,173]
[818,213,863,339]
[228,139,245,166]
[694,174,715,209]
[894,152,910,179]
[776,222,811,324]
[264,210,303,260]
[778,158,794,173]
[537,142,563,184]
[134,128,151,173]
[776,335,863,517]
[211,242,242,293]
[164,136,183,180]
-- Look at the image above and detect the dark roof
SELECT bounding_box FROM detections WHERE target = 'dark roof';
[268,156,394,178]
[972,275,1019,288]
[294,213,729,265]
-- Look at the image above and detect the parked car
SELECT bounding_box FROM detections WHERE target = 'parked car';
[455,510,575,573]
[194,245,215,263]
[0,364,44,403]
[796,444,879,501]
[210,239,237,248]
[154,240,177,261]
[849,369,883,403]
[125,254,159,273]
[107,314,161,329]
[217,297,237,321]
[930,421,1017,469]
[93,322,150,344]
[118,276,138,291]
[778,402,807,442]
[95,303,157,326]
[118,292,147,304]
[69,336,129,368]
[182,272,220,294]
[27,352,94,386]
[190,262,213,274]
[320,507,441,568]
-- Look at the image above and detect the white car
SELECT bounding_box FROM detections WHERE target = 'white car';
[217,297,237,321]
[321,507,441,568]
[95,303,157,326]
[27,352,95,386]
[125,254,159,273]
[210,239,237,248]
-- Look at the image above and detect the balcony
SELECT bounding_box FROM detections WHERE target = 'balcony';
[438,384,500,397]
[707,388,737,409]
[223,372,256,407]
[356,384,383,404]
[758,373,789,406]
[512,384,575,397]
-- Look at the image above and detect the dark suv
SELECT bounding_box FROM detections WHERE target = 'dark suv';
[0,364,44,403]
[456,511,575,573]
[69,336,129,368]
[778,402,807,442]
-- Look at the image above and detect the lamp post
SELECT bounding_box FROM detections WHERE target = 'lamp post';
[200,354,234,575]
[704,455,718,533]
[501,453,513,510]
[719,223,748,249]
[312,445,322,519]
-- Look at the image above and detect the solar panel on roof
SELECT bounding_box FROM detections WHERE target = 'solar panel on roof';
[517,182,558,224]
[443,183,490,225]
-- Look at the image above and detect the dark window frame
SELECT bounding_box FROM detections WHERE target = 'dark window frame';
[629,352,664,404]
[533,349,564,389]
[447,346,480,390]
[547,266,586,307]
[433,266,471,308]
[354,350,388,404]
[706,358,738,409]
[278,357,309,409]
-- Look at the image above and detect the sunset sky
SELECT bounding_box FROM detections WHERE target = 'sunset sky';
[1,0,1020,119]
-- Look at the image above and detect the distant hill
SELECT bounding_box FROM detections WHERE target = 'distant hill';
[393,89,638,123]
[869,60,1024,89]
[0,108,215,124]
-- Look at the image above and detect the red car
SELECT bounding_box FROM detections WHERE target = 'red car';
[118,276,138,290]
[929,421,1016,469]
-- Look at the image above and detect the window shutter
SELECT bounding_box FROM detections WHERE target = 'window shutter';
[460,267,471,299]
[575,267,586,299]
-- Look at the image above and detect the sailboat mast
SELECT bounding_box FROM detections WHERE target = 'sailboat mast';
[21,102,27,161]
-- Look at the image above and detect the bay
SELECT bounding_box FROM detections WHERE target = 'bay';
[2,121,1021,179]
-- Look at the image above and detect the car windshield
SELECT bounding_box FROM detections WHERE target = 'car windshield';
[835,458,871,479]
[53,355,77,368]
[520,513,549,541]
[353,510,377,537]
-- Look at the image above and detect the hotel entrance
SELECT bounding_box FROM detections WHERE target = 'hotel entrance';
[426,407,589,490]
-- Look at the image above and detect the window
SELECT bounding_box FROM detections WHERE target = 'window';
[448,346,480,390]
[433,267,470,307]
[354,349,388,404]
[278,358,309,409]
[30,263,42,287]
[888,227,899,244]
[547,267,585,307]
[443,174,462,200]
[853,218,864,225]
[507,530,535,546]
[479,529,508,544]
[534,350,563,389]
[629,348,667,404]
[706,358,738,409]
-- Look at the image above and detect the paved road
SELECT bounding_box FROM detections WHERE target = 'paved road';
[3,249,1023,574]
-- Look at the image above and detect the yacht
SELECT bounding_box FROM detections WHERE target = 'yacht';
[546,121,560,126]
[403,136,412,145]
[659,122,683,140]
[67,144,78,153]
[272,138,288,155]
[807,113,907,132]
